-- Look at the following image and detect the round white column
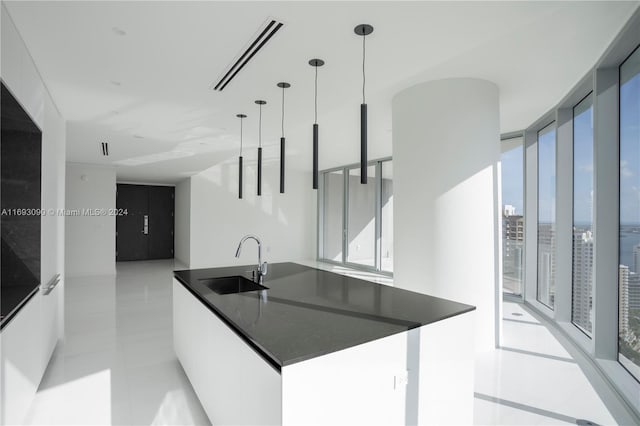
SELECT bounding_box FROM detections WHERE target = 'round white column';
[392,78,500,352]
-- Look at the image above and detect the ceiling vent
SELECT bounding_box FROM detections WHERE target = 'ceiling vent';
[100,142,109,156]
[212,19,284,91]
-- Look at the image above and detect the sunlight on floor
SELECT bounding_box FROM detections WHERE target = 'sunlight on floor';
[24,369,112,425]
[474,302,618,425]
[23,260,210,426]
[22,260,627,425]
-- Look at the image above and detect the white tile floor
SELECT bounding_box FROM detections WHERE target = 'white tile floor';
[24,260,209,425]
[474,302,631,425]
[23,260,633,425]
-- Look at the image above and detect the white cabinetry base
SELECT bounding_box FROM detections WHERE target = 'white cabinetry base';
[174,278,474,425]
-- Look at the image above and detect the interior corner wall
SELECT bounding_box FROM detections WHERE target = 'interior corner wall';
[1,4,66,289]
[174,178,191,268]
[1,4,66,425]
[188,161,315,269]
[65,164,116,277]
[392,78,501,353]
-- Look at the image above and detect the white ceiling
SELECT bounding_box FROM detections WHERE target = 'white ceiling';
[5,1,639,183]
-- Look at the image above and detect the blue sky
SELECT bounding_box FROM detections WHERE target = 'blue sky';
[501,145,523,214]
[502,55,639,225]
[620,68,640,225]
[573,95,593,226]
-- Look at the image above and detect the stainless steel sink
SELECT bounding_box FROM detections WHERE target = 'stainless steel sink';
[199,275,268,295]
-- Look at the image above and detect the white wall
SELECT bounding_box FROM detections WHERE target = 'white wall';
[188,160,315,269]
[174,178,191,267]
[392,78,501,352]
[1,4,66,424]
[65,164,116,277]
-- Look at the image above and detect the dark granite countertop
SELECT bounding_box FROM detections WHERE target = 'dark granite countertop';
[174,262,475,371]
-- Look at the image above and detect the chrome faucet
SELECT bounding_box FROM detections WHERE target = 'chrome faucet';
[235,235,268,284]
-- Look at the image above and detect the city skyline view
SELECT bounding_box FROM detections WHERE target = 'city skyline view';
[500,50,640,379]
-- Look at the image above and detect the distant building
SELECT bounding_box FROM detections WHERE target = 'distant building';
[630,272,640,311]
[504,204,517,217]
[502,209,524,295]
[503,215,524,242]
[538,223,556,307]
[572,230,593,332]
[633,244,640,273]
[620,265,630,336]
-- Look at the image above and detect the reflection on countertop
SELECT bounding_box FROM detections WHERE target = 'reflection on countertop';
[174,262,474,370]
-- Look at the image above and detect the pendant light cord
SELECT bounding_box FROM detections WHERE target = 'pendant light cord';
[362,33,366,104]
[314,65,318,124]
[281,86,285,138]
[259,104,262,148]
[240,117,243,155]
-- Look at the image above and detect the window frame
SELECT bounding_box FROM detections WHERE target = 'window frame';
[617,43,640,383]
[536,121,558,311]
[501,133,526,302]
[571,91,595,338]
[318,157,393,277]
[518,9,640,417]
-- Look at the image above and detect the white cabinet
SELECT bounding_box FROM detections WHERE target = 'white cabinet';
[0,287,59,426]
[174,278,475,425]
[173,279,282,425]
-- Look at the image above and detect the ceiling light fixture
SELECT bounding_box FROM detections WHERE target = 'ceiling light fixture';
[309,59,324,190]
[277,82,290,194]
[236,113,247,199]
[255,100,266,196]
[355,24,373,184]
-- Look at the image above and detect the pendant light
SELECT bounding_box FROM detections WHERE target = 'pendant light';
[355,24,373,184]
[277,82,291,194]
[236,114,247,199]
[255,100,266,196]
[309,58,324,190]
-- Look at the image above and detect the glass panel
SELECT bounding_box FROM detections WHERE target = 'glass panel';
[537,123,557,309]
[619,45,640,381]
[322,170,344,262]
[381,161,393,272]
[501,139,524,296]
[572,93,594,335]
[347,166,376,267]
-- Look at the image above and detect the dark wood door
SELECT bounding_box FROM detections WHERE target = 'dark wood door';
[116,184,174,261]
[148,186,174,259]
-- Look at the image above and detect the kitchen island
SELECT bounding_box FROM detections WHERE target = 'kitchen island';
[173,262,475,425]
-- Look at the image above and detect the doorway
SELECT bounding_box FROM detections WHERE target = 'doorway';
[116,184,174,261]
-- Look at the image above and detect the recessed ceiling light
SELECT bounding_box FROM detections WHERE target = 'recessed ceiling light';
[112,27,127,36]
[110,80,121,86]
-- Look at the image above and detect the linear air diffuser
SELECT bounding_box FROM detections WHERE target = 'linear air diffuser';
[213,19,284,91]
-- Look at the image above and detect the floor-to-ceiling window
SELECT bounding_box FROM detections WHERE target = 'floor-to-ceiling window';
[501,136,524,296]
[347,166,376,267]
[537,123,557,309]
[619,45,640,382]
[322,170,344,262]
[319,159,393,274]
[519,18,640,414]
[572,93,595,335]
[381,161,393,273]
